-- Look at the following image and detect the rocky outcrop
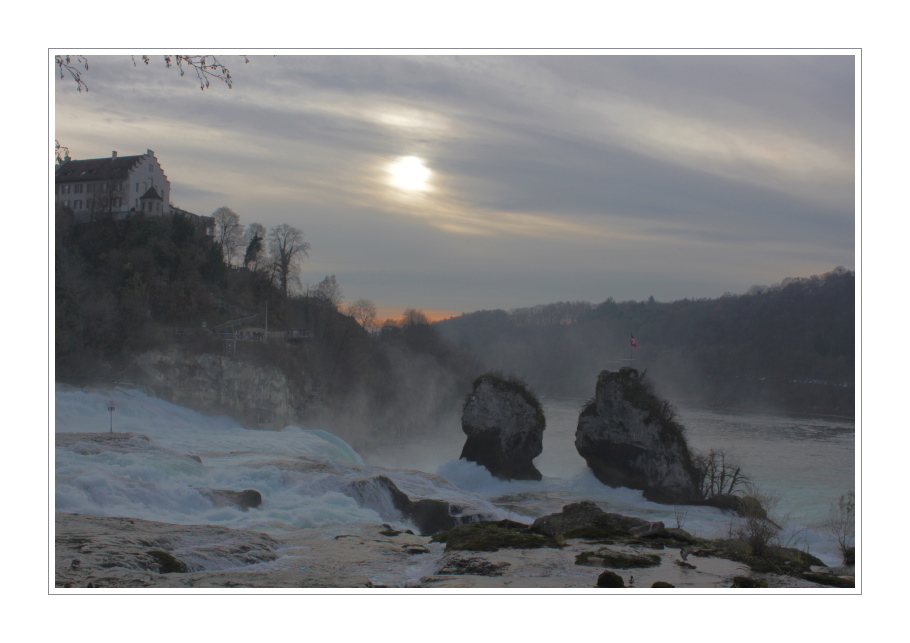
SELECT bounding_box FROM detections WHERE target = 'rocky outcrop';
[198,488,263,511]
[575,368,699,503]
[343,475,479,536]
[132,349,304,428]
[459,374,546,480]
[531,500,666,539]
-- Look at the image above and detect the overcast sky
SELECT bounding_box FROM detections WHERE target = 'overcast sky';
[54,52,855,321]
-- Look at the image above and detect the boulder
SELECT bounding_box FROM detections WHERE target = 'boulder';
[198,487,263,511]
[460,374,546,480]
[596,570,625,588]
[531,501,666,540]
[531,500,616,538]
[344,475,472,536]
[575,368,699,503]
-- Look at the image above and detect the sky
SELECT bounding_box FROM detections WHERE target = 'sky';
[54,51,856,322]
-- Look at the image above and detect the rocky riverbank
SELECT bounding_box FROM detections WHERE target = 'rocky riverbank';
[54,508,855,590]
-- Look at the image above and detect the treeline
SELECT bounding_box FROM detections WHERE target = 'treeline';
[54,209,478,448]
[434,268,855,416]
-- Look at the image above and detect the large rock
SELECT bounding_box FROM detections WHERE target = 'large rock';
[198,488,263,511]
[343,475,475,536]
[459,374,546,480]
[575,368,699,503]
[531,501,666,539]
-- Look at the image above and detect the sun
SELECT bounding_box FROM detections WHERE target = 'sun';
[387,156,432,192]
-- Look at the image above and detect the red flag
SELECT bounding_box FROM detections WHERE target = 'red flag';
[630,334,637,348]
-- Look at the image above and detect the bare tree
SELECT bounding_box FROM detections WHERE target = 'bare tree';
[212,207,243,267]
[55,54,249,92]
[402,308,430,327]
[268,223,310,298]
[824,491,855,565]
[346,298,378,332]
[312,275,343,309]
[694,449,749,499]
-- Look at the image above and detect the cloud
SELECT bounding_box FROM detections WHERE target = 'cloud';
[54,53,855,310]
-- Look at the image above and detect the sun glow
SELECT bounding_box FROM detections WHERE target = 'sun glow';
[387,156,432,192]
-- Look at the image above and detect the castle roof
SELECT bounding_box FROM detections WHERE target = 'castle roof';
[55,153,145,184]
[140,185,164,201]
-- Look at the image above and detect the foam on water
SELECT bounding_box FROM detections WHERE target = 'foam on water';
[54,385,854,566]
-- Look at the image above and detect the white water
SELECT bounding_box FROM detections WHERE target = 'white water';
[54,385,855,568]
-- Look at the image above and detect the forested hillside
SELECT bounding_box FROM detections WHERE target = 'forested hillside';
[54,210,478,447]
[435,268,855,416]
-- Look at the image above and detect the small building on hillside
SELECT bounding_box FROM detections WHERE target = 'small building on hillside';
[55,149,172,221]
[55,148,214,239]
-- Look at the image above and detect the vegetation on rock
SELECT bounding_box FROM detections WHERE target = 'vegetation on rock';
[430,520,562,552]
[575,547,662,569]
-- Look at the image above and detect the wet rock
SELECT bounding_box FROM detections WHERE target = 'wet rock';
[438,557,511,576]
[344,475,470,536]
[531,501,622,538]
[146,549,188,574]
[460,374,545,481]
[432,519,559,552]
[198,487,263,511]
[575,547,662,569]
[575,368,699,503]
[596,570,625,588]
[531,501,666,540]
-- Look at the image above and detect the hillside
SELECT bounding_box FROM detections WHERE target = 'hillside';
[434,268,855,416]
[54,210,478,448]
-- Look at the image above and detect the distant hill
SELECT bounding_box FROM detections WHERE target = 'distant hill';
[434,268,855,416]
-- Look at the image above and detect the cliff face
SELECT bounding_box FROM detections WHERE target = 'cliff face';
[575,368,699,503]
[460,375,546,481]
[132,350,305,428]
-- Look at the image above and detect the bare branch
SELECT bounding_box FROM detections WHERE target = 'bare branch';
[58,54,250,92]
[55,55,89,93]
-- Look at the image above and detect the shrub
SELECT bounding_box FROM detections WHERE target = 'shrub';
[824,491,855,565]
[727,485,782,558]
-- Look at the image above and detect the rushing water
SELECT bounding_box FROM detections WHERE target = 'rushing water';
[54,386,855,568]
